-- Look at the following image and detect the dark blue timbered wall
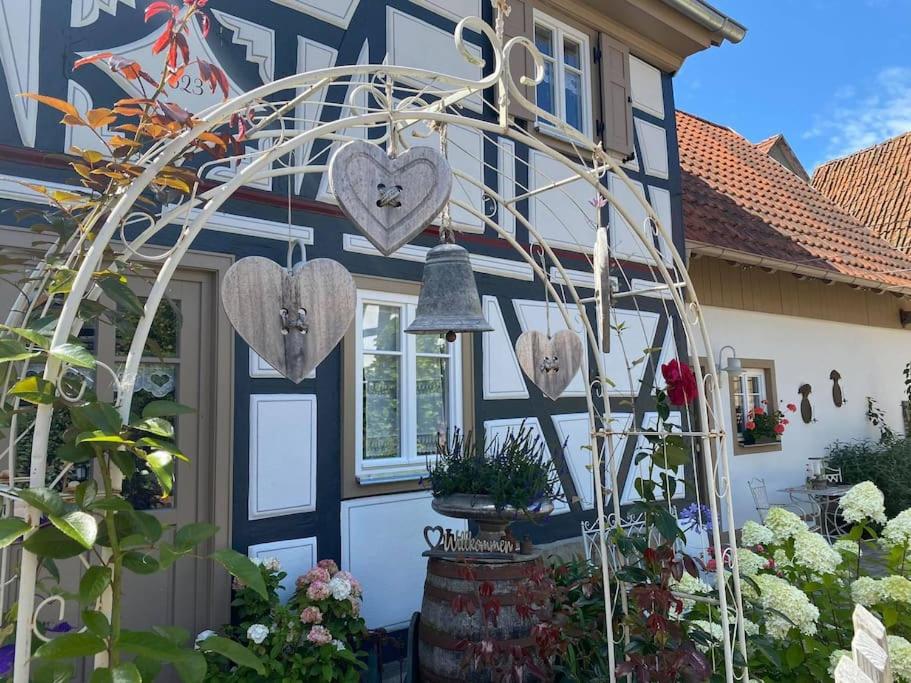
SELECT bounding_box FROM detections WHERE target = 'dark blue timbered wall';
[0,0,686,631]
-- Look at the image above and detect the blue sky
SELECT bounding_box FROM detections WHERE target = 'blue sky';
[675,0,911,174]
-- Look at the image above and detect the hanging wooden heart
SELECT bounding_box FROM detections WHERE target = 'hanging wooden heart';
[329,139,453,255]
[515,330,583,401]
[221,256,356,383]
[594,226,611,353]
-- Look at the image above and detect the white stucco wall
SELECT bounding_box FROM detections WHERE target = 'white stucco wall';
[703,306,911,527]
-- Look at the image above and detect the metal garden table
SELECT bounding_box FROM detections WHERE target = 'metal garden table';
[781,483,852,542]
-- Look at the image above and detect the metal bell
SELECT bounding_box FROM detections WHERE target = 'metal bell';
[405,242,493,339]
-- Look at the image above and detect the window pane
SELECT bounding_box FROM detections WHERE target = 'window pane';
[362,304,400,352]
[116,299,179,357]
[564,38,581,69]
[363,353,401,459]
[416,334,447,354]
[746,375,762,395]
[416,356,449,456]
[537,60,556,115]
[564,70,583,130]
[535,25,554,57]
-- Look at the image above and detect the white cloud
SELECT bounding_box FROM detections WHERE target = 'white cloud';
[804,66,911,165]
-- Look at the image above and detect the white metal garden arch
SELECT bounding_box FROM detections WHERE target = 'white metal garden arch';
[2,3,748,680]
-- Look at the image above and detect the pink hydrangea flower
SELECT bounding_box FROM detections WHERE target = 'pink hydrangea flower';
[300,606,323,624]
[307,625,333,646]
[317,559,339,575]
[301,567,330,586]
[307,580,331,601]
[348,597,361,616]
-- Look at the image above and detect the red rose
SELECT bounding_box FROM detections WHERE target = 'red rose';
[660,359,698,407]
[786,403,797,413]
[745,421,756,431]
[774,423,785,435]
[706,558,717,572]
[753,406,765,416]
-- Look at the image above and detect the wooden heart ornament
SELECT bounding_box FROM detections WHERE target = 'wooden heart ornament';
[515,330,584,401]
[330,140,453,255]
[221,256,356,383]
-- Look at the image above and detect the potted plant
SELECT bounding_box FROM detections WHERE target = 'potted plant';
[425,424,561,540]
[742,400,795,445]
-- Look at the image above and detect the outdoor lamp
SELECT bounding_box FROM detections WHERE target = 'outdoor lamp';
[716,345,741,374]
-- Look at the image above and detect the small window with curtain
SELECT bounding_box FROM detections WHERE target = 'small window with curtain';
[533,10,592,137]
[355,289,462,483]
[728,360,781,454]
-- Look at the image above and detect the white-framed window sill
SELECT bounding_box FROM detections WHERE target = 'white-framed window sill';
[534,121,592,148]
[356,466,430,486]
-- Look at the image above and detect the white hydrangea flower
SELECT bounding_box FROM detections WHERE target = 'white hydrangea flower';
[764,507,808,543]
[889,635,911,682]
[328,575,352,601]
[194,629,217,650]
[670,571,712,616]
[851,576,883,606]
[262,556,282,572]
[740,520,774,547]
[332,639,346,652]
[833,539,859,557]
[247,624,269,645]
[839,481,887,525]
[882,575,911,604]
[792,530,841,575]
[742,619,759,636]
[753,573,819,640]
[829,649,851,677]
[735,547,767,577]
[884,510,911,548]
[690,619,724,652]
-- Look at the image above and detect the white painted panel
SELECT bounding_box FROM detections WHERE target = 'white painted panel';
[410,0,481,23]
[551,413,595,509]
[249,350,315,379]
[608,174,648,262]
[249,536,317,603]
[210,9,275,83]
[249,394,317,519]
[387,8,482,111]
[529,150,597,253]
[341,492,467,629]
[629,55,664,119]
[512,299,586,397]
[482,296,528,400]
[0,0,41,147]
[498,138,516,237]
[410,125,484,232]
[71,0,134,28]
[648,186,674,264]
[484,418,569,513]
[270,0,359,28]
[603,309,660,396]
[621,411,685,504]
[295,37,338,192]
[604,413,635,495]
[635,118,670,179]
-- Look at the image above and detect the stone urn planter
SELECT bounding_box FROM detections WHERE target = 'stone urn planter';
[431,493,554,541]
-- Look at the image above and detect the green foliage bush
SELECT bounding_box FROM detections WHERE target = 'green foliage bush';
[827,438,911,517]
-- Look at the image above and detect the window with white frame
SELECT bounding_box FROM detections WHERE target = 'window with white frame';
[732,369,768,442]
[355,290,462,482]
[533,11,591,136]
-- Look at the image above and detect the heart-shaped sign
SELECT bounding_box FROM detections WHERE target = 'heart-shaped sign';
[423,525,445,550]
[330,140,453,255]
[221,256,356,383]
[515,329,584,401]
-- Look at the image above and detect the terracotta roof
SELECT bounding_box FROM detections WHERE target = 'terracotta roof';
[676,110,911,291]
[753,134,780,155]
[811,132,911,253]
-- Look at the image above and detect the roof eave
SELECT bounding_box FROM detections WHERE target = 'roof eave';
[658,0,747,44]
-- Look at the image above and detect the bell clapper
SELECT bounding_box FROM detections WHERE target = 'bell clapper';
[445,330,457,343]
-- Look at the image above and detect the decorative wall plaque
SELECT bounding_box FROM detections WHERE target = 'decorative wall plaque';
[830,370,844,407]
[422,525,521,559]
[515,329,583,401]
[798,383,813,424]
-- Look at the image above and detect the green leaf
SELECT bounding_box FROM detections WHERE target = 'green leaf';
[97,274,144,317]
[9,376,55,404]
[24,526,86,559]
[172,651,207,683]
[655,435,689,470]
[0,518,30,548]
[34,632,106,659]
[82,609,110,637]
[118,628,204,682]
[0,323,50,349]
[654,508,682,542]
[110,664,142,683]
[75,480,98,508]
[76,431,134,445]
[49,342,96,369]
[135,436,187,461]
[122,551,160,575]
[784,641,805,668]
[0,338,40,362]
[883,603,899,627]
[18,487,66,516]
[48,511,97,549]
[211,549,268,600]
[133,658,161,682]
[31,661,76,683]
[140,450,173,495]
[175,522,217,551]
[141,400,194,418]
[56,442,94,463]
[129,510,162,543]
[79,566,112,606]
[70,402,123,435]
[199,636,266,675]
[89,497,134,512]
[129,417,174,438]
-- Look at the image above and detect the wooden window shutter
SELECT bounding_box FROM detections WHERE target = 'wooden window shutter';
[599,33,634,159]
[501,0,535,121]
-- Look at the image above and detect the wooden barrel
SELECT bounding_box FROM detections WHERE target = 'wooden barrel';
[418,554,543,682]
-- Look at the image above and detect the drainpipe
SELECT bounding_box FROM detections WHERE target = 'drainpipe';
[659,0,747,44]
